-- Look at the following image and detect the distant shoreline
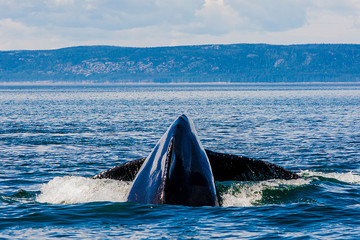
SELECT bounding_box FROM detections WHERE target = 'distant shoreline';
[1,81,360,87]
[2,44,360,84]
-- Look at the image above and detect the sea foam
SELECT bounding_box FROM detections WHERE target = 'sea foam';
[300,170,360,184]
[221,178,310,207]
[36,176,131,204]
[37,171,357,207]
[37,176,310,207]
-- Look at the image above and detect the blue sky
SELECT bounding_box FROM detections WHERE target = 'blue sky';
[1,0,360,50]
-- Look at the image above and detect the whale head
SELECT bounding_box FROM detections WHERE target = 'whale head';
[127,115,218,206]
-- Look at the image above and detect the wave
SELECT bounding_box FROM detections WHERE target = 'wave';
[36,171,360,207]
[36,176,131,204]
[219,178,310,207]
[300,170,360,184]
[0,189,37,204]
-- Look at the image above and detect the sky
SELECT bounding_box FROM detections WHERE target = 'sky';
[1,0,360,50]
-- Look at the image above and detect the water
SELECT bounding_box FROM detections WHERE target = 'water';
[1,83,359,239]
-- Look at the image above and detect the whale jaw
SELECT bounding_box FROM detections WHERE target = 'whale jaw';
[127,115,218,207]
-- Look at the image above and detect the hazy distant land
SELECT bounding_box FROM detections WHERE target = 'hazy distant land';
[1,44,360,83]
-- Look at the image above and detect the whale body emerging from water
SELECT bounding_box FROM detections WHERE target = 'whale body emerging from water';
[94,115,300,206]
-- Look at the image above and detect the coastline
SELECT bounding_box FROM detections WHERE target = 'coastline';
[1,81,360,87]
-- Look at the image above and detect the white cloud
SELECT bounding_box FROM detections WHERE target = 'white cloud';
[190,0,244,35]
[1,0,360,50]
[0,18,76,50]
[51,0,75,6]
[226,0,308,32]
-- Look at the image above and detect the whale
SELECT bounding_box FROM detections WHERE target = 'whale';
[94,115,300,206]
[127,114,218,206]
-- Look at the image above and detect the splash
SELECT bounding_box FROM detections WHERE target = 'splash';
[220,182,263,207]
[301,170,360,184]
[220,178,310,207]
[36,176,131,204]
[36,171,358,207]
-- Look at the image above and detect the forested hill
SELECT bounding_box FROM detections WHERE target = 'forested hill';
[1,44,360,83]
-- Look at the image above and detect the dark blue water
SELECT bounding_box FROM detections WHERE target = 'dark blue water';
[1,83,360,239]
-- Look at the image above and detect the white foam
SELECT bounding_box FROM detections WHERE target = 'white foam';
[221,178,310,207]
[36,176,131,204]
[300,170,360,184]
[221,182,262,207]
[37,171,357,207]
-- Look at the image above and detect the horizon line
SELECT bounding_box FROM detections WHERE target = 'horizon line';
[2,42,360,52]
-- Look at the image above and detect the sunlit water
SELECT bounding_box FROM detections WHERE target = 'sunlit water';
[1,83,359,239]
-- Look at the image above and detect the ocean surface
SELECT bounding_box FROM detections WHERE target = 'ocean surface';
[0,83,359,239]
